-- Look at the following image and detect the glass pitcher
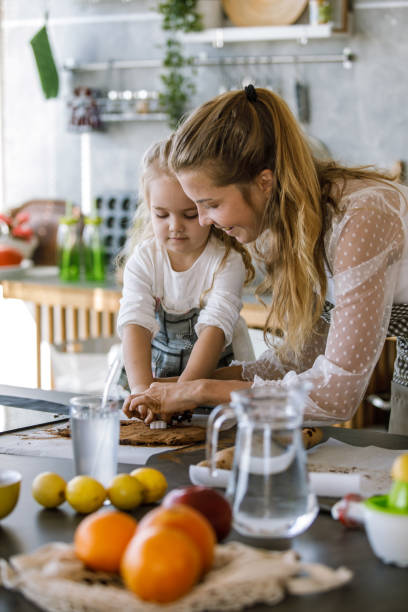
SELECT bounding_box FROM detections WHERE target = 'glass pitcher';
[206,384,318,538]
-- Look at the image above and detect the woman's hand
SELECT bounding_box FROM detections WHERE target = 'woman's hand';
[122,381,199,424]
[122,383,150,420]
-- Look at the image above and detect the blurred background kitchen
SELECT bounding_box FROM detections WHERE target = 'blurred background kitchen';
[0,1,406,426]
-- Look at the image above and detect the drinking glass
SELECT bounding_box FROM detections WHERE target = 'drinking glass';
[207,384,318,539]
[70,395,120,487]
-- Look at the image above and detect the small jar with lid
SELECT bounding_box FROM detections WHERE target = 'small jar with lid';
[82,216,105,282]
[133,90,159,114]
[57,216,80,282]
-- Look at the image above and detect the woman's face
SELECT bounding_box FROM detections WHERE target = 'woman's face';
[176,169,271,244]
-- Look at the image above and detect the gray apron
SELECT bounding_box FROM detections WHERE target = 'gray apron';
[119,301,234,389]
[151,302,233,378]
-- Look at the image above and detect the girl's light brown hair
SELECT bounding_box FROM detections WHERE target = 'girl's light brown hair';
[118,136,254,289]
[169,87,397,360]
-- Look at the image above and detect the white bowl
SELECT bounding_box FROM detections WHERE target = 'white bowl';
[364,496,408,567]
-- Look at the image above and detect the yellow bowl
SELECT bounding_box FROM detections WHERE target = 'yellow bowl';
[0,469,22,519]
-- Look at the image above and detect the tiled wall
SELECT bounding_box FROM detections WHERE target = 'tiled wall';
[1,0,407,211]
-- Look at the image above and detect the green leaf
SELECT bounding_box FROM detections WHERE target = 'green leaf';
[158,1,200,128]
[29,25,59,99]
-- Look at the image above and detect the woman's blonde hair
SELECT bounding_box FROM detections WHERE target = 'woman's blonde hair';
[169,87,398,360]
[117,136,255,290]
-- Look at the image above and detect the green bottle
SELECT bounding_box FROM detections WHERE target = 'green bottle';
[57,210,80,282]
[82,215,105,282]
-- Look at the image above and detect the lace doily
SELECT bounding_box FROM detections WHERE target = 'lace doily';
[0,541,352,612]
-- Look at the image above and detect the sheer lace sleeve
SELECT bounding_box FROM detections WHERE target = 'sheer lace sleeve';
[244,186,406,424]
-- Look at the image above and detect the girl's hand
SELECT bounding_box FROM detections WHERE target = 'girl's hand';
[124,381,198,424]
[122,384,150,420]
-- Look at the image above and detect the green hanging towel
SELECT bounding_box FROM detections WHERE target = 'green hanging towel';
[30,25,59,99]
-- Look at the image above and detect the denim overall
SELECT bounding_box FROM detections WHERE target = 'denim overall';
[151,302,233,378]
[119,301,234,390]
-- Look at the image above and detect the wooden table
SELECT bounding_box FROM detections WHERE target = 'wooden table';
[0,387,407,612]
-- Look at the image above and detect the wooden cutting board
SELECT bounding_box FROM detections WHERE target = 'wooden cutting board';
[222,0,308,27]
[53,420,207,446]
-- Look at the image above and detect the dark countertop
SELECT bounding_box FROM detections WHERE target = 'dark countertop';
[1,424,408,612]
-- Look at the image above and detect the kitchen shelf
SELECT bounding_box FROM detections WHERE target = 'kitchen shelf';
[181,23,334,47]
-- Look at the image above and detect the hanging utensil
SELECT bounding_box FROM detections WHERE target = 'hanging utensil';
[294,62,331,160]
[295,80,310,124]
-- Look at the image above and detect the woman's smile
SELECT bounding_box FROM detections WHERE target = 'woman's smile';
[177,170,268,244]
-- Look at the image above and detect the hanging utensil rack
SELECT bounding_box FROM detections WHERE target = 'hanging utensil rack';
[64,48,354,73]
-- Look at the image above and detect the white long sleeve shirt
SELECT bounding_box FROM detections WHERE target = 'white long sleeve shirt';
[241,180,408,424]
[117,235,247,351]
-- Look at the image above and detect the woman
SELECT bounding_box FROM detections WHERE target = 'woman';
[124,85,408,432]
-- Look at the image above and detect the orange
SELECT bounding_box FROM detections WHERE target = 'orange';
[120,525,202,602]
[74,510,138,573]
[137,503,215,573]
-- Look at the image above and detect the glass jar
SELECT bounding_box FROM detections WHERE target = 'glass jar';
[57,217,80,282]
[309,0,332,25]
[133,90,160,114]
[82,216,105,282]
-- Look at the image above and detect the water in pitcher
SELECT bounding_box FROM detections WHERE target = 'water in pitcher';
[231,426,318,537]
[208,385,318,539]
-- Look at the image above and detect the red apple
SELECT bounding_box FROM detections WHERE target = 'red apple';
[162,485,232,541]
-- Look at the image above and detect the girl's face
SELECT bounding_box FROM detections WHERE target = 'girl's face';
[177,169,271,244]
[149,174,210,266]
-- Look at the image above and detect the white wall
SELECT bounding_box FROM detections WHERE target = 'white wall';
[1,1,408,213]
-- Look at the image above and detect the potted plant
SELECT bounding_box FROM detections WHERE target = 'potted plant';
[158,0,203,128]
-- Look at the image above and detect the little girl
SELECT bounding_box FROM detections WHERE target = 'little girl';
[117,137,255,413]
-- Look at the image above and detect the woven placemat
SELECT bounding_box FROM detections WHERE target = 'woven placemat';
[0,540,352,612]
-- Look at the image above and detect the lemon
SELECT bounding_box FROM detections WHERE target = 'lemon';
[66,475,106,514]
[32,472,66,508]
[130,467,168,503]
[107,473,143,510]
[391,453,408,483]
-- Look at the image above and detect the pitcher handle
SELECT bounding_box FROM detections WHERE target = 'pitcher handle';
[206,403,236,477]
